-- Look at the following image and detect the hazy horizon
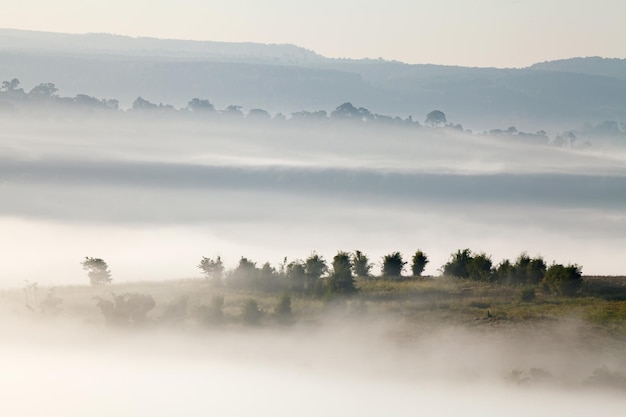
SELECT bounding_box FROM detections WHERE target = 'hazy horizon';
[1,0,625,68]
[1,115,624,288]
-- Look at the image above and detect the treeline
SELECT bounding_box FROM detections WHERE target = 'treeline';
[2,77,624,147]
[85,249,582,299]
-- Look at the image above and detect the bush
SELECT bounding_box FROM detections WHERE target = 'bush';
[352,250,372,278]
[196,295,225,325]
[274,293,293,324]
[442,249,472,278]
[411,250,429,276]
[326,251,356,295]
[541,264,582,296]
[518,286,536,302]
[382,252,406,278]
[467,252,493,281]
[241,298,263,325]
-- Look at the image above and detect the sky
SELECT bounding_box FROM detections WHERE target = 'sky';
[2,0,625,68]
[1,116,625,287]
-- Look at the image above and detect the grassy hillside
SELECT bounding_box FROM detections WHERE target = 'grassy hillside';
[4,274,626,336]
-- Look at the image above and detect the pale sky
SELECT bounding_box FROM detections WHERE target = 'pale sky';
[2,0,626,67]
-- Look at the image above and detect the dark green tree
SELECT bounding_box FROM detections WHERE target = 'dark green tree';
[286,260,307,293]
[382,252,406,278]
[541,264,582,296]
[411,250,429,276]
[352,250,372,278]
[442,249,472,278]
[81,257,112,285]
[467,252,493,281]
[326,251,356,295]
[305,253,328,291]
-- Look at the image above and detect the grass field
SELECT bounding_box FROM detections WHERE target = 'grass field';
[3,274,626,337]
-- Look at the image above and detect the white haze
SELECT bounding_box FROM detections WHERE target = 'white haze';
[1,115,625,287]
[0,316,624,417]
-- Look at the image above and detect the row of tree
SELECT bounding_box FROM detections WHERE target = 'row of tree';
[197,250,430,296]
[84,248,582,296]
[441,249,582,296]
[4,77,624,146]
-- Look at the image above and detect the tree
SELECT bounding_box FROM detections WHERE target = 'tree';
[222,105,244,118]
[229,257,259,289]
[442,249,472,278]
[132,96,158,110]
[467,252,493,281]
[411,250,429,276]
[1,78,20,92]
[330,102,372,120]
[247,108,271,120]
[286,260,307,293]
[305,252,328,291]
[352,250,372,278]
[382,252,406,278]
[425,110,447,127]
[198,256,224,285]
[188,98,215,113]
[29,83,58,98]
[326,251,356,295]
[541,264,582,296]
[81,257,112,285]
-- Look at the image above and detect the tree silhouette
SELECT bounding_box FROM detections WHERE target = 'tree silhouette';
[188,98,215,113]
[81,257,112,285]
[326,251,356,294]
[411,250,429,276]
[382,252,406,278]
[425,110,447,127]
[352,250,372,278]
[198,256,224,285]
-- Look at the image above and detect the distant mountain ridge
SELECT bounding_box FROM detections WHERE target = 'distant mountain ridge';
[0,28,625,130]
[0,28,324,65]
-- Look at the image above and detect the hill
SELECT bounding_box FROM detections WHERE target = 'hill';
[0,29,625,130]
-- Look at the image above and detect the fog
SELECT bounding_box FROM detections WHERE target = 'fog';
[1,314,625,416]
[1,115,625,286]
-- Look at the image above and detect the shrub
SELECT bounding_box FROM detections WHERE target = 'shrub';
[326,251,356,295]
[467,252,493,281]
[442,249,472,278]
[382,252,406,278]
[94,292,155,326]
[274,293,293,323]
[196,295,225,325]
[411,250,429,276]
[286,260,307,293]
[305,253,328,292]
[518,286,536,302]
[241,298,263,325]
[541,263,582,296]
[352,250,372,278]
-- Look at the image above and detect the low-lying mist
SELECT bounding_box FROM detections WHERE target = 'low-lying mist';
[0,115,625,286]
[1,311,624,417]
